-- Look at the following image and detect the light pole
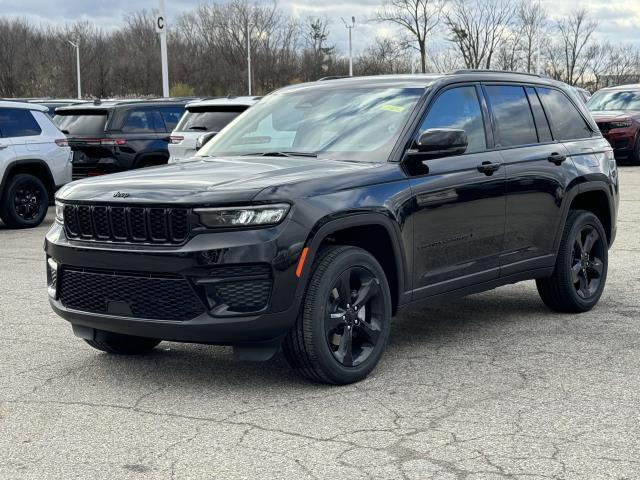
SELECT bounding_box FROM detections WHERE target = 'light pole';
[246,20,252,96]
[67,40,81,99]
[156,0,170,97]
[342,17,355,77]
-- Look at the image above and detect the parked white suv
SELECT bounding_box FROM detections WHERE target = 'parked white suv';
[168,96,259,163]
[0,101,72,228]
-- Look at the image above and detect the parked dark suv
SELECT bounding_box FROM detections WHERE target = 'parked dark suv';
[54,99,187,179]
[46,72,618,384]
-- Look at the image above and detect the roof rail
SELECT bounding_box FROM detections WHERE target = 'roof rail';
[448,69,543,78]
[318,76,349,81]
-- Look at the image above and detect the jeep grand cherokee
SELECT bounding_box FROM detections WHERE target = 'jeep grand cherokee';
[46,72,619,384]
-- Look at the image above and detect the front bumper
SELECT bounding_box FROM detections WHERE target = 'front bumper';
[602,131,636,160]
[45,219,308,345]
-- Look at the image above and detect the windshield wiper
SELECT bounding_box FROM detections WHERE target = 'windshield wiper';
[241,151,318,158]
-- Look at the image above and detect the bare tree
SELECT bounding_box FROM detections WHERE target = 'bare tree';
[356,37,411,75]
[444,0,516,69]
[375,0,445,73]
[427,45,464,72]
[301,17,336,81]
[556,8,598,85]
[516,1,547,73]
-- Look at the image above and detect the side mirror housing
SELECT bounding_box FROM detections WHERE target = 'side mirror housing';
[196,132,217,150]
[413,128,468,157]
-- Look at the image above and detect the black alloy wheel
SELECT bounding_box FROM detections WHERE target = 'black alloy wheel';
[325,267,384,368]
[283,245,392,384]
[14,178,46,222]
[537,210,608,313]
[0,174,49,228]
[571,224,605,300]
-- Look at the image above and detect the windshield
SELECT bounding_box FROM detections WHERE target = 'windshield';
[587,90,640,111]
[174,107,246,133]
[54,111,108,135]
[198,86,425,162]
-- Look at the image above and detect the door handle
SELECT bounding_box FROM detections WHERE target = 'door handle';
[477,161,501,176]
[0,142,9,149]
[548,152,567,165]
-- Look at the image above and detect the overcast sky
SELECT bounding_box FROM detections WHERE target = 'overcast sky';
[1,0,639,54]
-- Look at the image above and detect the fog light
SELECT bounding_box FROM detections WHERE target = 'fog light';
[47,257,58,299]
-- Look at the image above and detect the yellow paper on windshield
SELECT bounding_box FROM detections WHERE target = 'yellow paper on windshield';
[379,104,405,113]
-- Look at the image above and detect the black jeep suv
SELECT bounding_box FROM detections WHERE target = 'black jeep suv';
[53,99,187,179]
[46,72,619,384]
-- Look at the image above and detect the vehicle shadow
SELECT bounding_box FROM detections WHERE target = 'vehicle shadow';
[83,289,548,390]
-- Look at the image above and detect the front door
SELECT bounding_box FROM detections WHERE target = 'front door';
[408,85,506,298]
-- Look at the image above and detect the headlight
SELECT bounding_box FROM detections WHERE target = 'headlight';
[610,121,632,129]
[55,200,64,224]
[195,204,290,228]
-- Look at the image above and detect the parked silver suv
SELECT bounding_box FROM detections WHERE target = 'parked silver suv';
[0,101,72,228]
[168,96,259,163]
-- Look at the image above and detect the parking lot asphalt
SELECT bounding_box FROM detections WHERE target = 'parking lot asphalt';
[0,167,639,480]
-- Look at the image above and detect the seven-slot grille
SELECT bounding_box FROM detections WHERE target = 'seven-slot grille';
[63,204,190,244]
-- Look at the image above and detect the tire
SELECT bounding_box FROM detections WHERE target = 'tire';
[0,174,48,228]
[84,331,161,355]
[283,246,392,384]
[536,210,608,313]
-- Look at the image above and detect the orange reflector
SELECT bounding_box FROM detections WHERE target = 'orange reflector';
[295,247,309,278]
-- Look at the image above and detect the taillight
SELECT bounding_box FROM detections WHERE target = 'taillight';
[100,138,126,146]
[169,136,184,144]
[55,138,69,147]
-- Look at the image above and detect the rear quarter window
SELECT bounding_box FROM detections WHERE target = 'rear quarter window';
[121,109,164,133]
[0,108,42,137]
[159,107,185,132]
[537,88,593,141]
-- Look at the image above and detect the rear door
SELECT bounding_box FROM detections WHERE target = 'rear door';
[484,84,577,274]
[408,84,506,297]
[118,107,168,167]
[1,108,43,158]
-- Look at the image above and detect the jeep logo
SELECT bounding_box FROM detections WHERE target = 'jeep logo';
[113,192,130,198]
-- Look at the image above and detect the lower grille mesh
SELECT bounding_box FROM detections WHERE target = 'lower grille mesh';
[58,268,205,321]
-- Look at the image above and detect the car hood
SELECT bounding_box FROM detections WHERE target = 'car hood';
[57,156,385,205]
[590,110,638,121]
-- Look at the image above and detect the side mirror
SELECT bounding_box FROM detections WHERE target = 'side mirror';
[413,128,468,157]
[196,132,217,150]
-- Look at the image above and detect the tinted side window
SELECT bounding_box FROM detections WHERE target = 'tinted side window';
[160,107,185,132]
[525,87,552,143]
[122,109,162,133]
[0,109,42,138]
[419,86,486,154]
[537,88,593,140]
[485,85,537,147]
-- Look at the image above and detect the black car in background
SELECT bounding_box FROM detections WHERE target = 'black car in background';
[54,99,187,179]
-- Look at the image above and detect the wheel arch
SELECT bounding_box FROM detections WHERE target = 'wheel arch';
[557,182,615,250]
[1,159,56,200]
[298,213,410,315]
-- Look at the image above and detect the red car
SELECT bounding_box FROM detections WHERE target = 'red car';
[587,85,640,165]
